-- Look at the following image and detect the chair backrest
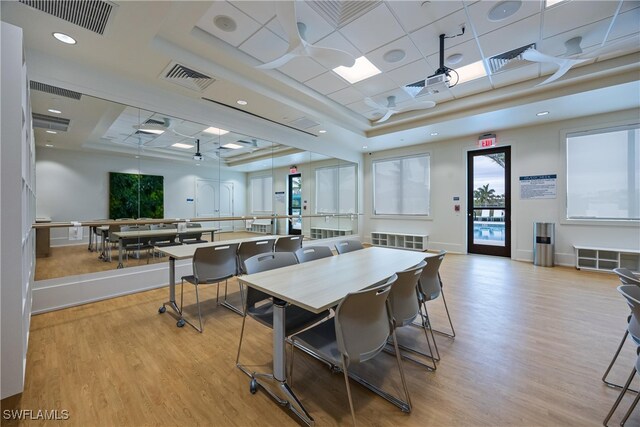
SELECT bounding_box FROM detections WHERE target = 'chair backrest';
[186,222,202,229]
[334,274,397,365]
[238,239,276,273]
[418,251,446,301]
[150,224,177,244]
[295,246,333,263]
[120,225,150,246]
[243,252,298,309]
[335,239,364,255]
[192,243,239,282]
[150,224,176,230]
[614,268,640,286]
[180,222,204,243]
[275,235,303,252]
[618,285,640,342]
[388,261,426,327]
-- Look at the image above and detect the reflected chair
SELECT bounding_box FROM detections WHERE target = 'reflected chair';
[335,239,364,254]
[274,235,303,252]
[603,268,640,390]
[179,243,239,333]
[120,225,152,262]
[295,246,333,263]
[149,224,178,258]
[290,274,412,425]
[236,252,330,375]
[604,285,640,426]
[237,238,276,274]
[179,222,207,245]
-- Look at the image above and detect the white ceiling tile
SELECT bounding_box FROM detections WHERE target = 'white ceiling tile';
[607,7,640,41]
[339,3,406,53]
[410,9,473,57]
[238,27,288,63]
[386,59,435,87]
[346,99,376,115]
[387,0,464,33]
[542,1,621,38]
[328,86,366,105]
[229,1,275,25]
[366,36,424,73]
[278,56,327,82]
[305,72,349,94]
[267,1,334,44]
[314,31,362,57]
[449,76,492,98]
[428,38,482,70]
[353,73,399,96]
[539,19,612,57]
[491,63,540,88]
[477,14,541,58]
[466,0,541,37]
[195,1,261,47]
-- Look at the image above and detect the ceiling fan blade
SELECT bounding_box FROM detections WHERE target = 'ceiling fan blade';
[537,57,587,86]
[305,44,356,68]
[256,51,300,69]
[522,48,566,66]
[274,0,304,48]
[374,109,395,123]
[402,100,437,112]
[364,97,384,110]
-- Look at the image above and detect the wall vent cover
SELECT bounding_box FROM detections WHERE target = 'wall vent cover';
[487,43,536,74]
[160,62,215,92]
[32,113,70,131]
[30,81,82,100]
[18,0,115,35]
[288,117,320,130]
[307,0,381,28]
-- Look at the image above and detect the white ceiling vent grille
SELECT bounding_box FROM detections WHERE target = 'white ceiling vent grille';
[30,81,82,100]
[307,1,382,28]
[160,62,215,92]
[487,43,536,74]
[288,117,320,130]
[32,113,70,131]
[18,0,115,35]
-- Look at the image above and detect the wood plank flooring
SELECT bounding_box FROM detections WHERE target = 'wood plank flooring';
[4,253,638,426]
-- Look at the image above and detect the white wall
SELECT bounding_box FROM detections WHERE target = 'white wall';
[36,148,246,245]
[363,108,640,266]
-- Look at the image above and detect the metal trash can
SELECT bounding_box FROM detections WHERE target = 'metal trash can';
[533,222,555,267]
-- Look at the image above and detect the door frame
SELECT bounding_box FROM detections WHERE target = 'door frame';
[467,146,511,257]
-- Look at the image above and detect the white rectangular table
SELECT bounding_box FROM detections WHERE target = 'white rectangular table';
[238,246,431,425]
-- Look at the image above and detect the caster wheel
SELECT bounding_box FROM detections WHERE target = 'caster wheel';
[158,306,166,314]
[177,319,185,328]
[249,378,258,394]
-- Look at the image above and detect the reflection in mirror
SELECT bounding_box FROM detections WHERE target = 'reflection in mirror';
[31,90,356,282]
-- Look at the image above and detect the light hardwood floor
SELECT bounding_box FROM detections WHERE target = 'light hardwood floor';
[4,254,638,426]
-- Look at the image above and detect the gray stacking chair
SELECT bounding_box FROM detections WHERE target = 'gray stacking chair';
[179,243,239,332]
[388,260,436,370]
[295,246,333,263]
[179,222,207,245]
[120,225,152,262]
[603,268,640,390]
[237,238,276,274]
[235,252,330,374]
[290,274,411,425]
[335,239,364,254]
[604,285,640,426]
[149,224,178,258]
[274,235,303,252]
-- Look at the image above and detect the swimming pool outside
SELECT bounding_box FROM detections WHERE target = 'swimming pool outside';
[473,221,505,246]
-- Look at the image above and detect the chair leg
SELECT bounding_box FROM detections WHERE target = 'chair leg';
[390,329,412,412]
[422,303,441,361]
[418,304,437,370]
[621,386,640,426]
[341,355,357,427]
[179,278,185,313]
[603,330,632,389]
[604,367,637,426]
[194,283,203,333]
[235,306,248,365]
[438,287,456,338]
[289,339,296,387]
[216,281,221,305]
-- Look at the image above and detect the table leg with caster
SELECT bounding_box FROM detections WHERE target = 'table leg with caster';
[158,256,185,327]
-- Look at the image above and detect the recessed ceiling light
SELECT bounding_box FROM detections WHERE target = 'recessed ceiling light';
[383,49,406,63]
[138,129,164,135]
[172,143,194,149]
[47,109,62,114]
[46,130,57,134]
[430,132,439,136]
[446,53,464,65]
[537,111,549,116]
[333,56,382,84]
[203,126,229,135]
[455,60,488,84]
[318,130,327,134]
[236,100,248,106]
[222,143,243,149]
[214,15,237,32]
[487,1,522,22]
[52,32,76,45]
[45,144,54,147]
[545,0,567,7]
[362,145,368,149]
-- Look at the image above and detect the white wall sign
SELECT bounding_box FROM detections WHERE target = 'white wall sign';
[520,174,557,199]
[275,191,285,203]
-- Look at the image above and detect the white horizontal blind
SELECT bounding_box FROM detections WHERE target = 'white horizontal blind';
[567,124,639,220]
[315,164,356,214]
[373,155,430,215]
[251,176,272,213]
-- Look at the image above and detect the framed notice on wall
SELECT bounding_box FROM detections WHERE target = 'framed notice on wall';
[519,174,557,199]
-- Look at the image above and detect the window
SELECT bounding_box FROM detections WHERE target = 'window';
[251,175,272,213]
[567,124,639,220]
[315,164,356,214]
[373,154,430,215]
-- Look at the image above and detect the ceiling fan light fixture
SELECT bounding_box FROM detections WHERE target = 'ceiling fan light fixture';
[333,56,381,84]
[487,1,522,22]
[213,15,237,32]
[383,49,406,63]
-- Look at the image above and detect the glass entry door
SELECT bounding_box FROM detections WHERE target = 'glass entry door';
[467,146,511,257]
[288,173,302,235]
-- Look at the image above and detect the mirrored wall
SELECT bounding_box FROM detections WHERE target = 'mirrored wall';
[31,88,358,280]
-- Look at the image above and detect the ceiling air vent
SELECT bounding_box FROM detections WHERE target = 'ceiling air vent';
[30,81,82,100]
[18,0,115,35]
[307,0,381,28]
[288,117,320,130]
[160,62,215,92]
[487,43,536,74]
[32,113,70,131]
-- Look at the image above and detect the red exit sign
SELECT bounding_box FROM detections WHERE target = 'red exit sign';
[477,133,497,148]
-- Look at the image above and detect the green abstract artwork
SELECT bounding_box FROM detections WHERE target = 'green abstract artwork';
[109,172,164,219]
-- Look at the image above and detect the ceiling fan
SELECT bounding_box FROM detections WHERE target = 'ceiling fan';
[256,1,356,70]
[365,96,436,123]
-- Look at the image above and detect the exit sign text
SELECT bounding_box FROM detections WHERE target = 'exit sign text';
[477,133,497,148]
